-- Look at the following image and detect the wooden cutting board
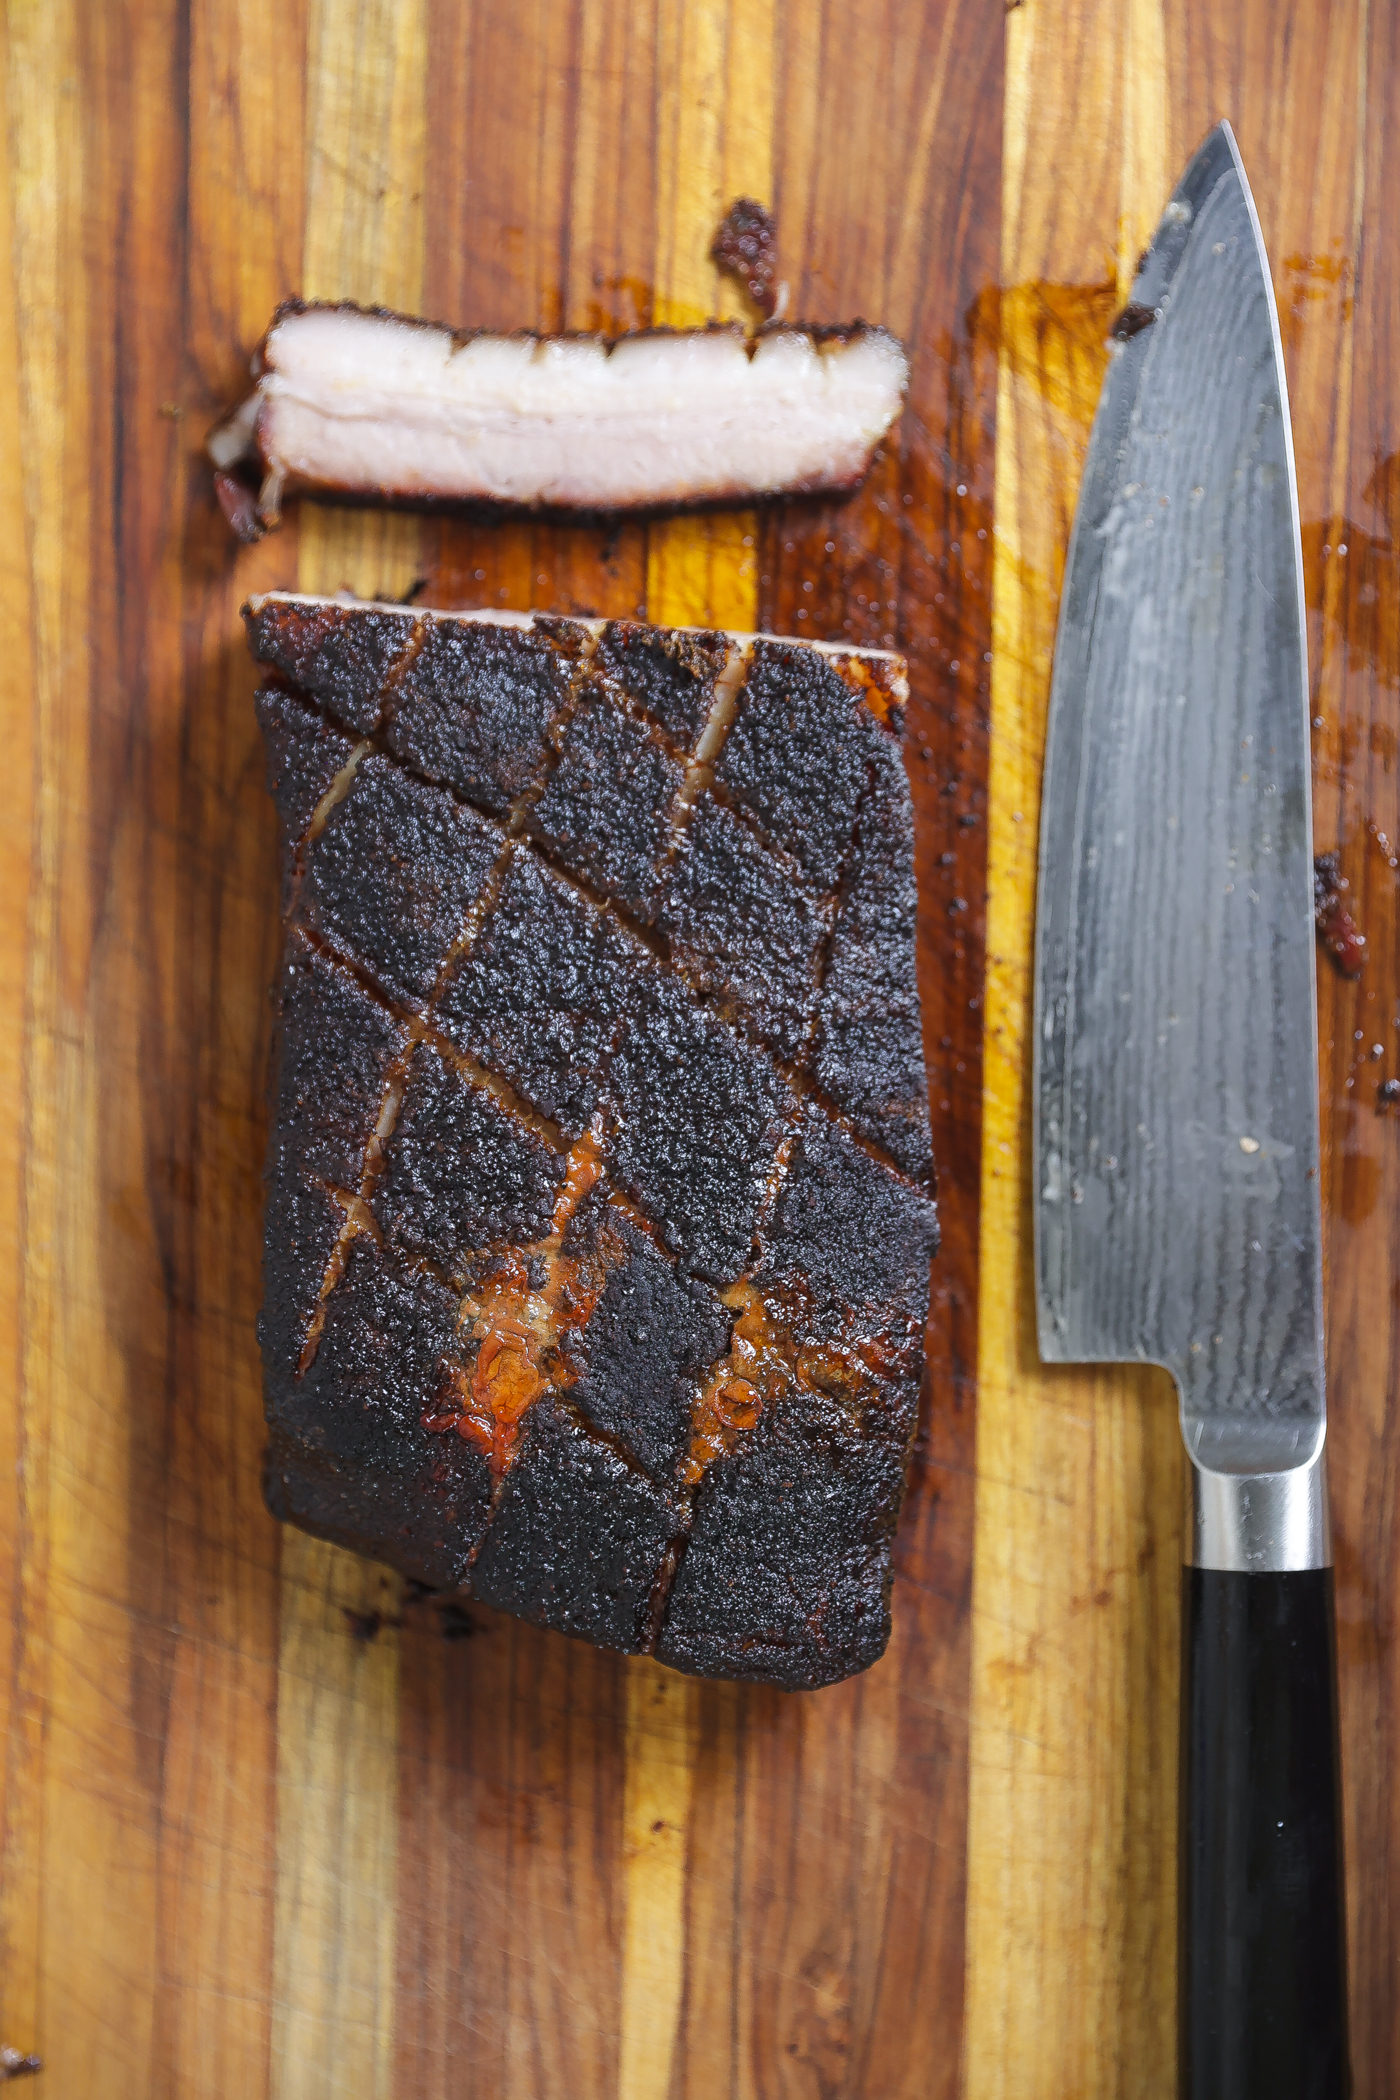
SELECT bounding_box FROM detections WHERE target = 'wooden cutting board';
[1,2,1395,2093]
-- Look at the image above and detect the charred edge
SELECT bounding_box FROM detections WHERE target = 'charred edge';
[253,474,880,530]
[641,1526,692,1653]
[1108,301,1156,343]
[258,298,898,361]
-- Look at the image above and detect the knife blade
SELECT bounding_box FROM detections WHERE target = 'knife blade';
[1033,123,1348,2099]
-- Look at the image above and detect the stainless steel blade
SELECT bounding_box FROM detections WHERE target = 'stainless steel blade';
[1033,124,1324,1486]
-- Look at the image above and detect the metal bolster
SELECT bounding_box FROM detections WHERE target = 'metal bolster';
[1186,1447,1331,1573]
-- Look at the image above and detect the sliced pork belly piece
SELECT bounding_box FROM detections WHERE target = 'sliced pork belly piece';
[249,594,934,1687]
[212,301,909,527]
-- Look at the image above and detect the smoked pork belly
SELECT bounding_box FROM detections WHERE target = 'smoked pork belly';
[249,593,936,1688]
[211,303,909,532]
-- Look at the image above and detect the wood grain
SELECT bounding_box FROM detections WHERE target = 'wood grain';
[969,4,1398,2095]
[274,8,429,2092]
[0,2,1394,2094]
[965,10,1181,2094]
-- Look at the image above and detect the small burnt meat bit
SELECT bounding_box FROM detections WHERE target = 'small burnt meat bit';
[711,196,779,317]
[557,1185,733,1476]
[814,736,933,1184]
[265,1235,493,1590]
[656,789,829,1058]
[302,753,501,1008]
[1313,851,1366,977]
[372,1041,566,1266]
[244,594,417,734]
[593,621,730,748]
[606,969,790,1285]
[524,685,684,917]
[469,1394,681,1652]
[713,639,879,889]
[251,597,930,1688]
[385,616,574,815]
[437,844,646,1138]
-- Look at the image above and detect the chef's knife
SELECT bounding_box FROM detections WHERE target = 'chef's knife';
[1033,123,1348,2098]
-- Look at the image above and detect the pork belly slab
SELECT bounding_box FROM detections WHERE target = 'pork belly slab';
[212,303,909,529]
[250,593,937,1689]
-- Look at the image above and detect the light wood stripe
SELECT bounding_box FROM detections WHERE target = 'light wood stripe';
[645,0,768,634]
[963,4,1180,2094]
[620,8,771,2093]
[2,8,168,2092]
[0,0,61,2073]
[271,4,427,2092]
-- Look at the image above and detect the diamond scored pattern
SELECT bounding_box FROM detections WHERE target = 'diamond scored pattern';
[250,596,937,1688]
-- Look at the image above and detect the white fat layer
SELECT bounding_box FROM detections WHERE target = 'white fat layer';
[244,592,908,693]
[254,309,908,508]
[207,390,262,469]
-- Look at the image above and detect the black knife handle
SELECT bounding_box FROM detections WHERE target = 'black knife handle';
[1179,1565,1349,2099]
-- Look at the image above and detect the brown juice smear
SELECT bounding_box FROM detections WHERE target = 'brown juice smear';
[422,1127,609,1473]
[429,1312,550,1474]
[681,1284,807,1486]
